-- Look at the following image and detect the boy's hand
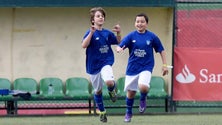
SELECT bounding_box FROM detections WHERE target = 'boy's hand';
[116,46,125,53]
[90,25,96,33]
[162,67,169,76]
[112,24,121,33]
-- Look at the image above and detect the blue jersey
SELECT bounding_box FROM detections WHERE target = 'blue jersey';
[83,29,118,74]
[119,30,164,75]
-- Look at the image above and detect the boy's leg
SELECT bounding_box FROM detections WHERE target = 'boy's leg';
[90,73,107,122]
[124,97,134,122]
[94,93,105,112]
[101,65,117,102]
[138,71,151,113]
[139,92,147,113]
[124,75,139,122]
[94,94,107,122]
[107,81,117,102]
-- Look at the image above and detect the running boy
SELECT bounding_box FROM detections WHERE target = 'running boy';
[116,13,168,122]
[82,7,121,122]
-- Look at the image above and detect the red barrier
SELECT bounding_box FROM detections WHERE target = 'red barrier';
[173,47,222,101]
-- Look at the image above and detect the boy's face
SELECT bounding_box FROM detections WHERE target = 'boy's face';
[93,11,105,26]
[135,16,148,33]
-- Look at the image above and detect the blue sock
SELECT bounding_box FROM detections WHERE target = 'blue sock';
[126,97,134,114]
[107,81,116,92]
[94,94,105,112]
[140,92,147,101]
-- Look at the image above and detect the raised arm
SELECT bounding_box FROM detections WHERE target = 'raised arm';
[112,24,121,44]
[82,25,96,48]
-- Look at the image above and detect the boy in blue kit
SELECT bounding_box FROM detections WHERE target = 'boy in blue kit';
[82,7,121,123]
[116,13,169,122]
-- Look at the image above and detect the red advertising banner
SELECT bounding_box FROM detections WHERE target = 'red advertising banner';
[173,47,222,101]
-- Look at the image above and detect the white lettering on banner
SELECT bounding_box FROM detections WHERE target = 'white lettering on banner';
[199,69,222,83]
[176,65,222,84]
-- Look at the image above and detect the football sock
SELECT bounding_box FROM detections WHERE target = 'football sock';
[140,92,147,101]
[94,93,105,112]
[126,97,134,114]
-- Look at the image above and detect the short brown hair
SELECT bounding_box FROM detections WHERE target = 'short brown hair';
[135,13,149,23]
[89,7,106,25]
